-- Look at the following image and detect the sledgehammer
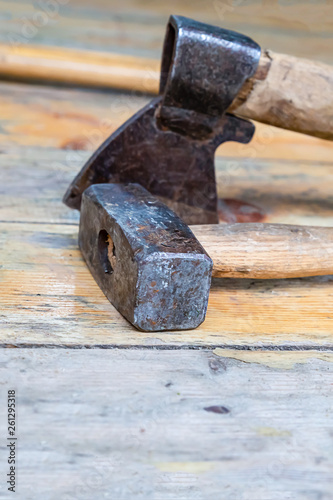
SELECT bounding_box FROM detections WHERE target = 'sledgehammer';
[79,183,333,332]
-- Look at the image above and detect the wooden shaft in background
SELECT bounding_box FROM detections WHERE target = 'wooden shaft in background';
[0,43,160,94]
[191,223,333,279]
[0,44,332,140]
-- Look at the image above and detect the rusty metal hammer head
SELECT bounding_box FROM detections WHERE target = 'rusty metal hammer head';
[63,15,261,225]
[79,183,213,331]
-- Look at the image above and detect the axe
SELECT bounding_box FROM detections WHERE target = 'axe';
[63,15,333,224]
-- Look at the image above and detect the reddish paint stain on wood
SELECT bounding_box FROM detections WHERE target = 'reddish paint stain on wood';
[218,198,266,223]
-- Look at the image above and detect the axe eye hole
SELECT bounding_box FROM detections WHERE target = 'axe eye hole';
[160,22,176,94]
[98,230,115,274]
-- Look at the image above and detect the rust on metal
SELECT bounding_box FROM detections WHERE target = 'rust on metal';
[79,183,213,331]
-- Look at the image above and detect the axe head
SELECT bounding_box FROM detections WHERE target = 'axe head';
[63,16,260,224]
[63,99,255,224]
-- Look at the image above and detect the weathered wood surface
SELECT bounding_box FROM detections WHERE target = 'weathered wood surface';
[0,79,333,348]
[0,4,333,498]
[229,49,333,141]
[3,144,333,226]
[1,0,332,64]
[193,223,333,279]
[2,142,333,347]
[0,349,332,499]
[0,81,333,162]
[2,220,333,348]
[0,70,332,347]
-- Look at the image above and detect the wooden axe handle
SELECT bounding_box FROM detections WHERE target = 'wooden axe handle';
[191,223,333,279]
[229,50,333,141]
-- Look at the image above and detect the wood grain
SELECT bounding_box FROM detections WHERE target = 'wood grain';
[0,43,160,93]
[2,221,333,348]
[1,3,333,494]
[1,85,333,346]
[230,50,333,141]
[1,141,333,347]
[0,2,333,347]
[2,145,333,227]
[0,81,333,163]
[1,0,332,63]
[0,348,332,499]
[192,223,333,279]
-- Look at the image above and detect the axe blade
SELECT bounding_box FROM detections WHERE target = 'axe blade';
[63,97,254,225]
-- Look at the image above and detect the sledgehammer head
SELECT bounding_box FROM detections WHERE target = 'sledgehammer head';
[79,183,213,331]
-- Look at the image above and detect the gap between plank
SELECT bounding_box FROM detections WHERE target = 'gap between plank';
[1,343,333,351]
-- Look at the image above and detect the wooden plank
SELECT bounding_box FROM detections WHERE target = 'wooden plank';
[0,82,333,346]
[0,4,332,349]
[1,0,332,63]
[0,81,333,162]
[0,348,332,498]
[2,221,333,348]
[0,81,148,151]
[2,146,333,226]
[2,141,333,347]
[0,5,331,492]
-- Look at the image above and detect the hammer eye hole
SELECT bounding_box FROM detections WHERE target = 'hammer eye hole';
[98,230,116,274]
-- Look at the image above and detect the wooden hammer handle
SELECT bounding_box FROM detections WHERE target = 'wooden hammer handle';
[191,223,333,279]
[229,50,333,141]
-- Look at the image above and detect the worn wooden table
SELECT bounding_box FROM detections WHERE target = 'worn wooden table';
[0,1,333,498]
